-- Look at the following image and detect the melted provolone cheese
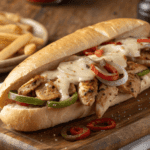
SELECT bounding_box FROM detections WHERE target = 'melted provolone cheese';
[117,38,149,57]
[41,57,95,100]
[41,37,150,101]
[88,53,127,68]
[89,37,150,68]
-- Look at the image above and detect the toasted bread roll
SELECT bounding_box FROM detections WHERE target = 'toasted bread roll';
[1,72,150,131]
[0,18,150,131]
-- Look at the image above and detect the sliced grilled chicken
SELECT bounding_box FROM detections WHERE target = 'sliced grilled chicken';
[117,73,141,98]
[126,61,147,74]
[140,49,150,60]
[68,83,76,95]
[130,49,150,63]
[35,81,76,100]
[78,78,98,106]
[18,75,45,95]
[96,84,118,118]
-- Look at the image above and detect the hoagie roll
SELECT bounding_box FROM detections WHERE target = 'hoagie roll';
[0,18,150,131]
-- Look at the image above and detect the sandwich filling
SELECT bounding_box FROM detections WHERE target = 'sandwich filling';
[8,37,150,118]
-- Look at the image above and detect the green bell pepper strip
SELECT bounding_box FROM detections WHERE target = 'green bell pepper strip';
[8,91,45,105]
[47,92,78,108]
[137,69,150,77]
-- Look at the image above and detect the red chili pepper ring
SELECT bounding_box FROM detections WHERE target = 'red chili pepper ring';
[87,118,116,131]
[70,126,83,135]
[82,46,98,56]
[91,63,119,81]
[61,125,90,141]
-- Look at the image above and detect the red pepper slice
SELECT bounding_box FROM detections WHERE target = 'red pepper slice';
[61,125,90,141]
[115,42,122,45]
[82,46,97,56]
[70,126,90,140]
[5,98,29,106]
[70,126,83,135]
[101,42,115,45]
[16,101,30,106]
[87,118,116,131]
[104,63,118,74]
[91,63,119,81]
[137,39,150,43]
[101,41,122,45]
[87,46,97,52]
[95,49,104,57]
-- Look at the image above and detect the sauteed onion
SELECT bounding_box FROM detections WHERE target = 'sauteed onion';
[92,61,128,86]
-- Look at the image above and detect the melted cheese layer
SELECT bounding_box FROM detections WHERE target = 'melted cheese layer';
[41,57,95,100]
[41,37,150,101]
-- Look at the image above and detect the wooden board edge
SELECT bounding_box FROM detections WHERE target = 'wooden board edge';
[76,113,150,150]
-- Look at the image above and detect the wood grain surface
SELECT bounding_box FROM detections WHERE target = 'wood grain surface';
[0,0,150,149]
[0,0,141,42]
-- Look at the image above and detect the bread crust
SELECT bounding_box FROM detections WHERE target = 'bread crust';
[1,72,150,131]
[0,18,150,131]
[0,18,149,108]
[0,102,95,131]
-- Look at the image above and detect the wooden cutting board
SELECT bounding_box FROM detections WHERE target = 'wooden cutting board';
[1,87,150,150]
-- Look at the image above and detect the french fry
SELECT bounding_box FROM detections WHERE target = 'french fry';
[0,40,11,49]
[0,32,44,46]
[0,12,45,61]
[0,24,23,34]
[17,23,33,32]
[4,12,21,22]
[0,14,32,33]
[0,33,33,60]
[16,48,24,55]
[29,37,44,46]
[0,15,14,25]
[0,12,20,22]
[0,12,5,17]
[0,32,19,41]
[24,43,36,55]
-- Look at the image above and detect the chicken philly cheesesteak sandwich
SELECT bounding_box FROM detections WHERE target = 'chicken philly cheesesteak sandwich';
[0,18,150,131]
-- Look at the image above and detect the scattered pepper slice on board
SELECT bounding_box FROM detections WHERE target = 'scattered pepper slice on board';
[61,125,90,141]
[87,118,116,131]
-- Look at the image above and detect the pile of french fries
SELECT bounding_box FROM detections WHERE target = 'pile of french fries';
[0,12,44,61]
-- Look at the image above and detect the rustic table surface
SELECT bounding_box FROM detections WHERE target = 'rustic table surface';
[1,0,150,150]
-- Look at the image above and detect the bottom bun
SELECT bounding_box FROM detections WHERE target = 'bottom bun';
[0,102,95,132]
[1,72,150,132]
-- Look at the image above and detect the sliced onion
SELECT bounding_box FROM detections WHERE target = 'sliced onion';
[92,64,119,81]
[95,61,128,86]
